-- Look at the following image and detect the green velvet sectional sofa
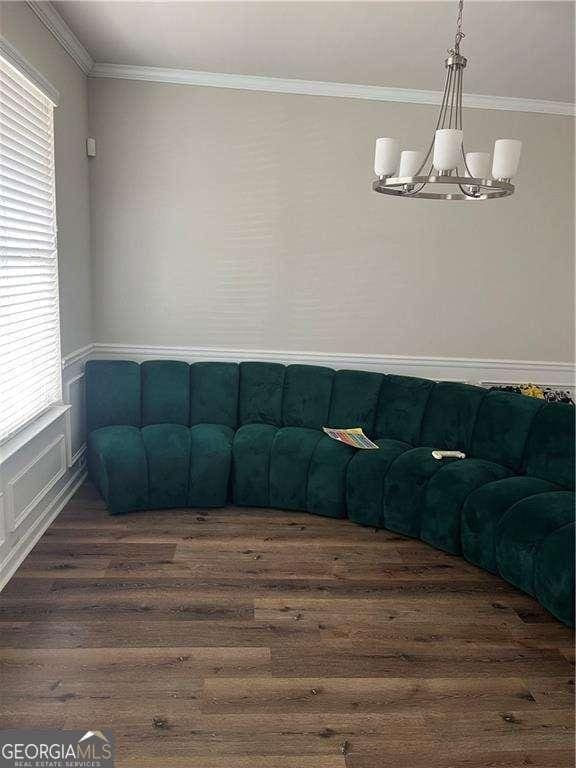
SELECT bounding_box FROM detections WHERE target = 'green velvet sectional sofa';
[86,360,575,626]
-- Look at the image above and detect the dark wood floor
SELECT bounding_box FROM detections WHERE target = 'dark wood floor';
[0,482,574,767]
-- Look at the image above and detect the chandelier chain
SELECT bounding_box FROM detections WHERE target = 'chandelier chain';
[452,0,465,53]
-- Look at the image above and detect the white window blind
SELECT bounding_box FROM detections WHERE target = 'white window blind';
[0,54,61,442]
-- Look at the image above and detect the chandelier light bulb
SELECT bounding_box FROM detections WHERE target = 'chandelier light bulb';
[492,139,522,180]
[433,129,463,172]
[374,138,400,177]
[399,150,425,177]
[465,152,491,179]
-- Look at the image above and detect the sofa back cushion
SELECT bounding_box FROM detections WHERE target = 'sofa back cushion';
[328,370,383,434]
[374,374,434,444]
[239,362,285,426]
[523,402,575,489]
[86,360,141,432]
[471,390,544,470]
[282,364,334,430]
[141,360,190,426]
[419,382,486,451]
[190,362,239,428]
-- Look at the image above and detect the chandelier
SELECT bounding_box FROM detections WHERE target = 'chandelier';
[373,0,521,201]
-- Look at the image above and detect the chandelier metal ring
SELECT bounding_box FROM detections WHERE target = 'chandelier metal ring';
[373,176,514,201]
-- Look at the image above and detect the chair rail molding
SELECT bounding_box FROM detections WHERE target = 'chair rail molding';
[62,343,94,369]
[91,342,575,391]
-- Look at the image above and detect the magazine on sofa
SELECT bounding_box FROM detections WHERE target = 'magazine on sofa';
[322,427,379,449]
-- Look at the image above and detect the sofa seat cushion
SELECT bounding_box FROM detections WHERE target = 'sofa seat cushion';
[495,491,575,599]
[461,477,559,574]
[88,425,148,515]
[233,423,279,507]
[534,521,575,627]
[346,438,411,527]
[269,427,324,511]
[420,459,513,555]
[141,424,191,509]
[307,435,355,518]
[188,423,234,507]
[382,447,466,537]
[523,403,575,490]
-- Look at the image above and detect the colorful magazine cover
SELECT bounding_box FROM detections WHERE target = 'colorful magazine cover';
[322,427,379,450]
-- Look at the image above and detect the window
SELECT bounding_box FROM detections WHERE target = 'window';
[0,53,61,442]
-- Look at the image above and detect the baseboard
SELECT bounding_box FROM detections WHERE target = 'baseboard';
[90,342,575,391]
[0,468,86,592]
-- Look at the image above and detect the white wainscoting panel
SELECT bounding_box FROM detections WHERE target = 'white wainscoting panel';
[64,371,87,467]
[6,435,67,532]
[0,467,86,592]
[0,350,89,591]
[0,493,5,548]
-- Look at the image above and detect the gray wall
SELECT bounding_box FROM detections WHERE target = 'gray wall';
[88,78,574,363]
[2,1,92,356]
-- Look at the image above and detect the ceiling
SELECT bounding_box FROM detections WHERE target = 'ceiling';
[54,1,575,103]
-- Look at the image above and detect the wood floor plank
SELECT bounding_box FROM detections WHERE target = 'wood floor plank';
[201,675,538,714]
[13,554,112,578]
[346,747,575,768]
[0,481,573,767]
[270,643,572,678]
[524,676,575,708]
[30,541,177,559]
[0,592,254,622]
[0,619,320,648]
[0,646,271,685]
[254,596,534,626]
[40,574,517,601]
[120,758,345,768]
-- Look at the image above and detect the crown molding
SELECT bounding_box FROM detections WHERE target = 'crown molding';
[0,34,59,105]
[21,2,575,116]
[26,1,93,75]
[90,63,576,117]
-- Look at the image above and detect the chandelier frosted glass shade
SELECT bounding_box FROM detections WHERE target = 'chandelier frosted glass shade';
[399,150,425,177]
[465,152,491,178]
[374,138,400,176]
[492,139,522,180]
[372,1,521,201]
[433,129,463,171]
